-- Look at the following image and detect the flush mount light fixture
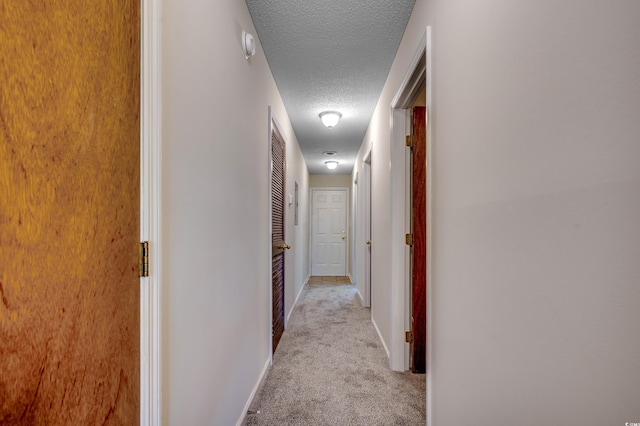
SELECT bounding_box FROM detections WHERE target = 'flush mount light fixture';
[325,161,339,170]
[323,151,337,156]
[319,111,342,128]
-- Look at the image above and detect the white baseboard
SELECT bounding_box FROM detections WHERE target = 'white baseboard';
[236,357,270,426]
[286,277,308,324]
[371,317,390,360]
[356,288,365,305]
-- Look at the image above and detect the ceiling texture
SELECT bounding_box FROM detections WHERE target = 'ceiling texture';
[246,0,416,174]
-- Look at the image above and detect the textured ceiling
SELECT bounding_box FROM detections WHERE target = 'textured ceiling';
[246,0,416,174]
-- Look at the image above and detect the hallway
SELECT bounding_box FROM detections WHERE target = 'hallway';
[245,280,425,425]
[3,1,639,424]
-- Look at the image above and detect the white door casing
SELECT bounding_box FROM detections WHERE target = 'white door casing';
[363,152,372,308]
[311,189,348,276]
[141,0,162,423]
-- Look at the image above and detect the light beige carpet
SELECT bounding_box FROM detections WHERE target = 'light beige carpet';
[245,282,426,425]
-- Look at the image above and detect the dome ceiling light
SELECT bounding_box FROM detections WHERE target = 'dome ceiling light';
[319,111,342,128]
[325,161,339,170]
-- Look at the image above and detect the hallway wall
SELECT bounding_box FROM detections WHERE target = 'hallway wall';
[309,174,352,188]
[285,130,310,322]
[161,1,309,424]
[356,0,640,424]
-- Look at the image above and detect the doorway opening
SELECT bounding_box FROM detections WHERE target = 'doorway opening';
[389,24,432,423]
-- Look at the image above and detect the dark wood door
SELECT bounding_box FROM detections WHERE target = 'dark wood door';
[271,125,286,353]
[0,1,140,423]
[410,106,427,374]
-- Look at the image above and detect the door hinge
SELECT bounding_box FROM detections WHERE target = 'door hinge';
[405,135,413,148]
[406,331,413,343]
[139,241,149,277]
[405,233,413,246]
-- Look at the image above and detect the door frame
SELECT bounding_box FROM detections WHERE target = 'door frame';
[352,173,358,285]
[309,187,349,277]
[268,106,289,359]
[389,25,432,422]
[362,152,372,308]
[141,0,162,424]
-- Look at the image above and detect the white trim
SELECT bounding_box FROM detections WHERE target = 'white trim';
[389,108,409,372]
[286,278,307,323]
[425,26,434,426]
[388,29,428,373]
[140,0,162,424]
[267,107,274,363]
[352,172,358,287]
[356,288,365,305]
[309,186,351,190]
[362,150,372,308]
[235,358,271,426]
[391,32,427,108]
[371,317,390,360]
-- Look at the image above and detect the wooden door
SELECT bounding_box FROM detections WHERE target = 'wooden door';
[410,106,427,374]
[0,2,140,423]
[311,190,347,276]
[271,125,287,353]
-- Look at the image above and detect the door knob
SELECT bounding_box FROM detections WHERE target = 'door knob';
[341,231,346,240]
[279,243,291,249]
[366,240,371,245]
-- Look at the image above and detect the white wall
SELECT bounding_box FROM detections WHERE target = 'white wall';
[161,1,308,424]
[356,0,640,424]
[353,135,392,346]
[309,174,352,188]
[285,129,310,321]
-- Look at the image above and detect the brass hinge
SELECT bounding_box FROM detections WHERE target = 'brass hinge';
[139,241,149,277]
[405,233,413,246]
[406,331,413,343]
[405,135,413,148]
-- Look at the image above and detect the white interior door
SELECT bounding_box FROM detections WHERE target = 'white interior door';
[311,189,347,276]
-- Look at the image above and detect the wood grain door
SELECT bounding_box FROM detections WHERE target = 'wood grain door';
[0,1,140,423]
[271,124,287,354]
[410,106,427,374]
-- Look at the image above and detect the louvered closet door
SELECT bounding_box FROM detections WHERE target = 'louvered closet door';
[271,126,286,353]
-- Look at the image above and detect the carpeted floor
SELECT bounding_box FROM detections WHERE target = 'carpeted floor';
[245,280,426,425]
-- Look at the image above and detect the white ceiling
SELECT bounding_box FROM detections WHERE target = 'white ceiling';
[246,0,416,174]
